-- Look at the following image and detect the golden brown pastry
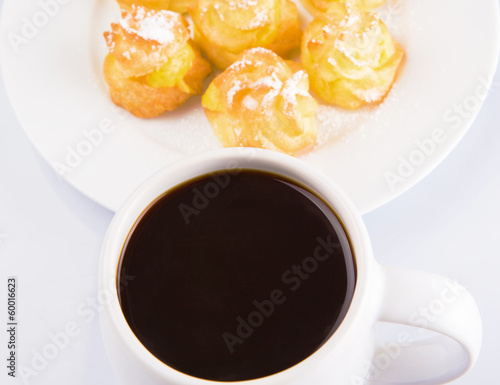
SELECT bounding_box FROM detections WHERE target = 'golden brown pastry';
[189,0,302,70]
[301,2,404,109]
[202,48,318,155]
[300,0,386,16]
[103,6,211,118]
[116,0,196,14]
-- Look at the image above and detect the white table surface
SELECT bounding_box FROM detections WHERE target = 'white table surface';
[1,1,499,384]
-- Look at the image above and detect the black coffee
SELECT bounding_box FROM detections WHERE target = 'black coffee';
[118,170,356,381]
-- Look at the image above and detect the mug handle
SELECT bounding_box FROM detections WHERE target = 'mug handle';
[373,266,482,385]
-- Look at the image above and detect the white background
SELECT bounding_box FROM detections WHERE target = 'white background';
[1,0,499,384]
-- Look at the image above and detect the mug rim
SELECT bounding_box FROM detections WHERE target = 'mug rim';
[99,147,374,384]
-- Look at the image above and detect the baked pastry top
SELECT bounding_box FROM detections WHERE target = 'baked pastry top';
[116,0,196,14]
[103,6,211,118]
[202,48,318,155]
[190,0,302,69]
[301,2,404,109]
[300,0,386,16]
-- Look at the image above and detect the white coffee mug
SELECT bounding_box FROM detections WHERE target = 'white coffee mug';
[99,147,482,385]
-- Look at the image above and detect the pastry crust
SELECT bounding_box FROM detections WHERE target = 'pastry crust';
[300,0,386,16]
[103,7,211,118]
[116,0,196,14]
[190,0,302,69]
[202,48,318,155]
[301,3,404,109]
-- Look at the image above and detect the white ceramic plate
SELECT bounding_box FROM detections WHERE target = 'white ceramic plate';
[1,0,499,213]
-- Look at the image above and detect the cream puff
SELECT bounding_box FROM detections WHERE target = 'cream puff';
[301,2,404,109]
[202,48,318,155]
[103,6,211,118]
[190,0,302,69]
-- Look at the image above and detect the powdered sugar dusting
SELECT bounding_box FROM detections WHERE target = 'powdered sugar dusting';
[323,24,333,35]
[354,87,384,103]
[246,47,271,56]
[315,104,371,148]
[227,59,254,72]
[339,3,361,28]
[335,14,382,67]
[334,36,381,67]
[243,95,258,110]
[105,32,115,50]
[213,0,270,28]
[247,8,270,29]
[327,57,338,68]
[225,69,312,119]
[119,7,180,45]
[282,70,311,118]
[224,49,315,119]
[226,80,243,105]
[137,103,222,155]
[314,80,403,149]
[255,72,282,109]
[228,0,269,28]
[228,0,258,8]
